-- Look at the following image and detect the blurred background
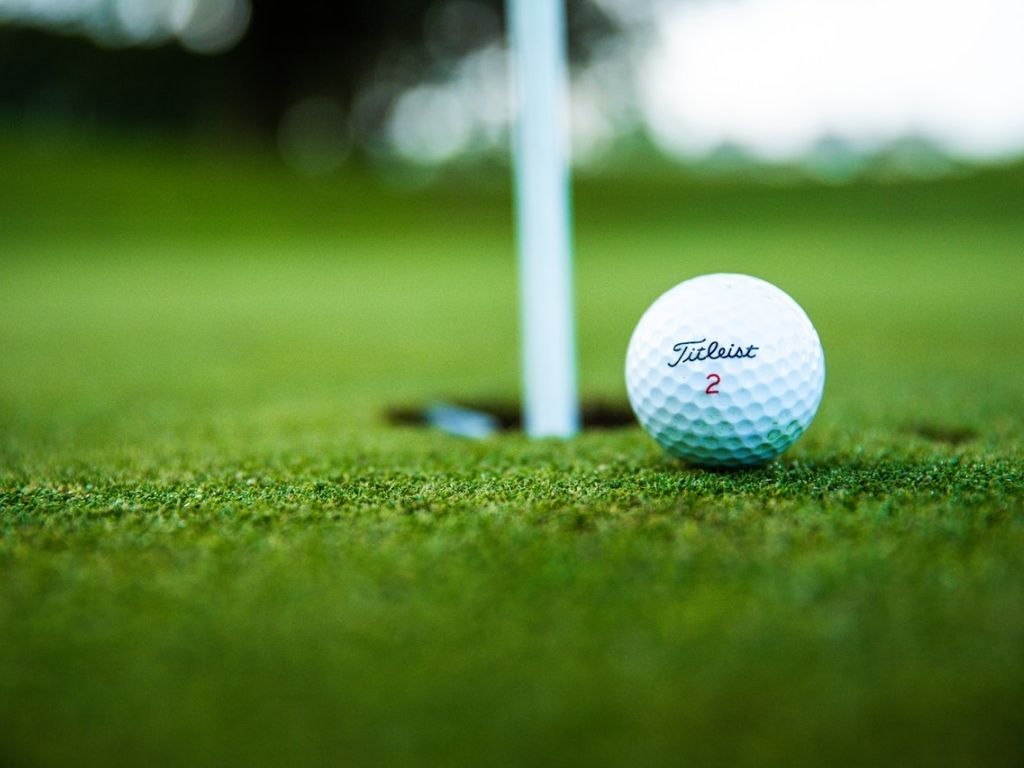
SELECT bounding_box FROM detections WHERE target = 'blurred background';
[3,0,1024,177]
[2,0,1023,430]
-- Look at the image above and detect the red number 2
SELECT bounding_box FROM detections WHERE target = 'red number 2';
[705,373,721,395]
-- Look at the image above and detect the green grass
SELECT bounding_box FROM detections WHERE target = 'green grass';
[1,136,1023,767]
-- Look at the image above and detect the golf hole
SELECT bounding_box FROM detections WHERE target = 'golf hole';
[385,399,635,437]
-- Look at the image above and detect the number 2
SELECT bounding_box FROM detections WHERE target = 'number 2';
[705,373,721,395]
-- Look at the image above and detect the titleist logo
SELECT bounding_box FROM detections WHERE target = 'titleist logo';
[668,339,759,368]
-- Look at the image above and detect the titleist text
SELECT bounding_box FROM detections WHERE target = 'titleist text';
[668,339,759,367]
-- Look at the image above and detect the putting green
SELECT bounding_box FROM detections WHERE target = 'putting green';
[1,138,1022,767]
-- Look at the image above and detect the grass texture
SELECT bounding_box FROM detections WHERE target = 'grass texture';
[1,137,1023,766]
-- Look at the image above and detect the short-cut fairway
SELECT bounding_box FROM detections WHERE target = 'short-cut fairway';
[1,137,1022,767]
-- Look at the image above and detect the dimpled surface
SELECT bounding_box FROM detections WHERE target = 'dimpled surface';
[626,273,825,467]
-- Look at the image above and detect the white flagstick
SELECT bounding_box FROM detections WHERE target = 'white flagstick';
[507,0,580,437]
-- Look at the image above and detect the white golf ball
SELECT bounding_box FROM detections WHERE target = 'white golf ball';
[625,273,825,467]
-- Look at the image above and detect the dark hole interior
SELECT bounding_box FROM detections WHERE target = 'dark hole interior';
[385,399,636,431]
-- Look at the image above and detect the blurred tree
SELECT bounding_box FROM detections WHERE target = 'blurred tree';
[0,0,616,145]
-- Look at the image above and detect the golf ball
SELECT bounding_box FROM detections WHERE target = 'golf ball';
[625,273,825,467]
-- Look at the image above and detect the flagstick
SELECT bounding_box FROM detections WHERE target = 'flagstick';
[507,0,580,437]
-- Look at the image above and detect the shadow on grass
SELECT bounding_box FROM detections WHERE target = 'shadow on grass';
[902,422,979,446]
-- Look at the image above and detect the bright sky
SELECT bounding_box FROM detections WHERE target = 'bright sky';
[640,0,1024,162]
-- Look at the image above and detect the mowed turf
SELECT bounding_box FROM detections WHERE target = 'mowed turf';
[1,137,1022,767]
